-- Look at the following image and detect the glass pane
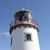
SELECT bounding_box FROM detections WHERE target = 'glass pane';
[26,34,31,40]
[15,11,33,21]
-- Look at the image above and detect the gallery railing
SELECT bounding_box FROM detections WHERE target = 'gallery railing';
[10,18,38,28]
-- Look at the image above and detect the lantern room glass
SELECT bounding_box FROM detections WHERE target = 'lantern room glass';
[15,11,33,21]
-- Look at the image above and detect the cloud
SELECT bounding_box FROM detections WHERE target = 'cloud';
[0,31,10,37]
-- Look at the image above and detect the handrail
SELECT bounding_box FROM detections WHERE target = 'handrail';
[10,19,38,28]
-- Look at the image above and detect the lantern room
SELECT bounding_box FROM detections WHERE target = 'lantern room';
[10,9,39,34]
[14,10,33,23]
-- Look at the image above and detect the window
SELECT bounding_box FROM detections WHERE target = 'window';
[25,34,31,41]
[16,11,32,21]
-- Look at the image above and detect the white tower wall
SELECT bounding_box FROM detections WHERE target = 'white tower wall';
[11,26,40,50]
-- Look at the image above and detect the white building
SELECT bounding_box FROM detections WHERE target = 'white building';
[9,9,40,50]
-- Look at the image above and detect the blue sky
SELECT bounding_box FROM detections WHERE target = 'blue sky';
[0,0,50,50]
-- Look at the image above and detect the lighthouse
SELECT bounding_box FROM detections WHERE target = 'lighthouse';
[9,9,40,50]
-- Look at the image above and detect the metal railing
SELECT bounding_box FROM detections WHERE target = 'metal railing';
[10,19,38,28]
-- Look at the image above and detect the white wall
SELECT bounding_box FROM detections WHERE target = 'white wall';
[11,26,40,50]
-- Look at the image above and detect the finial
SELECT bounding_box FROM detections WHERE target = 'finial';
[22,7,25,10]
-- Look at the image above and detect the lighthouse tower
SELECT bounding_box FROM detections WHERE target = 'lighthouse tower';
[9,9,40,50]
